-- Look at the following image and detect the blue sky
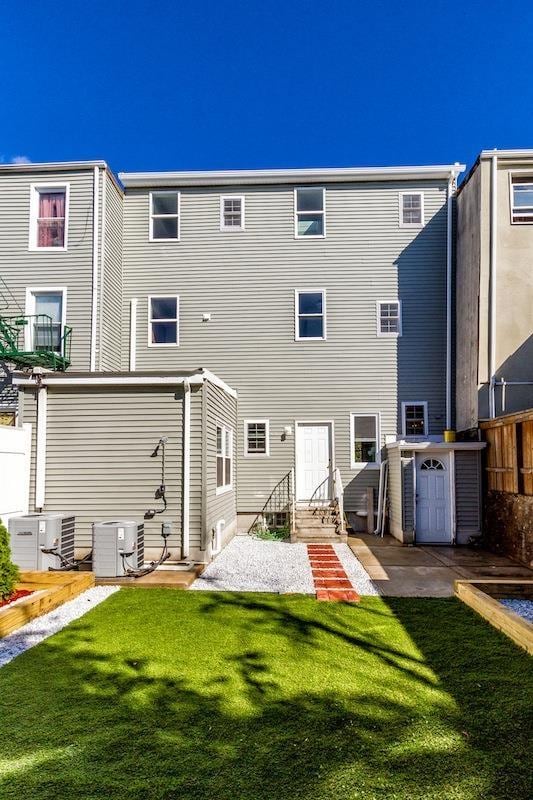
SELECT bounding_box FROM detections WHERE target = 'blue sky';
[2,1,532,173]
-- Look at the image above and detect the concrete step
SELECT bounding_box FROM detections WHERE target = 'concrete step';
[292,534,348,544]
[295,517,337,529]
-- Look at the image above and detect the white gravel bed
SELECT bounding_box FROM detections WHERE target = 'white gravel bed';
[190,535,378,595]
[500,598,533,623]
[0,586,120,669]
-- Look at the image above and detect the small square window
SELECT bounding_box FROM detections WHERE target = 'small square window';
[402,403,428,437]
[377,301,402,336]
[400,193,423,226]
[511,179,533,223]
[221,196,245,230]
[245,420,269,456]
[150,192,179,240]
[295,188,325,237]
[148,296,179,345]
[295,290,326,340]
[350,413,380,467]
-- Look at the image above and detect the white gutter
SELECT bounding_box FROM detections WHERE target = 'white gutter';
[489,153,498,418]
[129,298,138,370]
[90,166,100,371]
[14,375,204,388]
[201,369,238,400]
[98,169,107,371]
[35,386,47,510]
[182,378,191,559]
[445,173,454,430]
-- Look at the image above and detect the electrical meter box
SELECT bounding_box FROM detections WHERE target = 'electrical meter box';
[92,520,144,577]
[8,514,75,571]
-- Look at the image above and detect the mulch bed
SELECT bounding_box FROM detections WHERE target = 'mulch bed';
[0,590,33,609]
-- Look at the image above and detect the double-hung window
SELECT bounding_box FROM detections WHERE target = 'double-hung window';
[377,301,402,336]
[511,179,533,223]
[400,192,424,227]
[148,296,179,346]
[244,419,269,457]
[216,424,233,493]
[350,413,380,468]
[295,290,326,340]
[30,184,68,249]
[220,195,245,230]
[150,191,180,240]
[295,187,325,237]
[25,288,66,354]
[402,402,428,436]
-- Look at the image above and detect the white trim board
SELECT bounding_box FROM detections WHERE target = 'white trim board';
[28,182,70,252]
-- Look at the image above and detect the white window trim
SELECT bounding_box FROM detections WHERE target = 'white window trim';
[24,286,68,351]
[401,401,428,437]
[243,418,270,458]
[29,183,70,251]
[376,300,402,337]
[216,423,233,495]
[147,295,180,347]
[294,187,326,239]
[350,412,381,470]
[220,195,245,231]
[399,191,424,228]
[149,191,180,242]
[294,289,327,341]
[509,171,533,225]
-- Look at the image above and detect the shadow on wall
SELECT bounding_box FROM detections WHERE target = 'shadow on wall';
[482,334,533,418]
[344,464,380,532]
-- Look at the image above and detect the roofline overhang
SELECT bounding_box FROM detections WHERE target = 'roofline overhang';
[119,163,466,188]
[0,160,108,173]
[480,149,533,160]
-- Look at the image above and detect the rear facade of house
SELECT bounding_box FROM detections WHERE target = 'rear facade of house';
[0,158,485,562]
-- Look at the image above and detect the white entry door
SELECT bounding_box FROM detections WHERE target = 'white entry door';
[415,455,452,544]
[296,423,331,502]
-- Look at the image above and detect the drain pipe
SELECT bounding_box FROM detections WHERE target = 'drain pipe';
[182,378,191,559]
[445,172,454,431]
[489,153,498,418]
[90,166,100,372]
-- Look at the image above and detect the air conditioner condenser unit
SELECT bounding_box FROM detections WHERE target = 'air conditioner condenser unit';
[8,513,75,571]
[92,520,144,578]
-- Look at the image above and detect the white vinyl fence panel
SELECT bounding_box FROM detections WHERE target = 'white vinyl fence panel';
[0,424,31,526]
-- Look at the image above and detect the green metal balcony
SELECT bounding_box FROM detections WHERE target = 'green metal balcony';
[0,314,72,371]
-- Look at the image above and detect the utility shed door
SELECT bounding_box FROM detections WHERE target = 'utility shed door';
[415,455,452,544]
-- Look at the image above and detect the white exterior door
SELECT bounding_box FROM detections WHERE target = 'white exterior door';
[415,455,452,544]
[296,423,331,502]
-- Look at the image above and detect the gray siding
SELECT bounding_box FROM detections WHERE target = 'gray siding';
[455,450,481,541]
[402,455,415,535]
[386,446,403,540]
[122,180,450,511]
[99,172,123,370]
[204,380,237,556]
[0,169,97,370]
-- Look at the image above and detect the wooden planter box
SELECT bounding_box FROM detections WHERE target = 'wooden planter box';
[455,579,533,655]
[0,571,95,638]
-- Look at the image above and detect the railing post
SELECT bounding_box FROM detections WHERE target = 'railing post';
[290,467,296,536]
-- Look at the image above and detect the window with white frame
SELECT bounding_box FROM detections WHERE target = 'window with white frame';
[150,191,179,240]
[26,288,66,353]
[350,413,380,467]
[402,402,428,436]
[244,419,269,456]
[148,296,179,345]
[400,192,423,226]
[220,195,245,230]
[377,301,402,336]
[295,290,326,340]
[30,185,68,249]
[295,187,325,237]
[216,424,233,492]
[511,178,533,223]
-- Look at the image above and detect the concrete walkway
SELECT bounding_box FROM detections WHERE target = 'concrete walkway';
[348,533,533,597]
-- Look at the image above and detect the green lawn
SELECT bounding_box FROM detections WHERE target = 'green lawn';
[0,591,532,800]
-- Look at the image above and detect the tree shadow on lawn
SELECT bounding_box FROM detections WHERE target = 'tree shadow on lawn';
[0,591,531,800]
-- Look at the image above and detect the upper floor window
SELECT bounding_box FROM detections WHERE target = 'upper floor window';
[149,191,180,240]
[216,424,233,493]
[220,195,245,230]
[350,413,380,467]
[148,296,179,346]
[511,179,533,223]
[295,290,326,340]
[244,419,269,457]
[29,184,68,249]
[377,301,402,336]
[400,192,424,227]
[295,187,325,237]
[402,402,428,437]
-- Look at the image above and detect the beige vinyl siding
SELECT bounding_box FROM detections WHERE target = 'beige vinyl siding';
[402,456,415,534]
[189,383,204,554]
[122,180,449,511]
[386,446,403,540]
[0,169,96,370]
[204,380,237,554]
[455,450,482,541]
[99,172,123,370]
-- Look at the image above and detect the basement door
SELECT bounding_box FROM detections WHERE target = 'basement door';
[295,423,332,503]
[415,455,452,544]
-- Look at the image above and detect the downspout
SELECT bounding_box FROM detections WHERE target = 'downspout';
[35,385,47,511]
[445,172,454,431]
[489,153,498,418]
[182,378,191,558]
[129,298,138,370]
[98,169,107,371]
[90,166,100,371]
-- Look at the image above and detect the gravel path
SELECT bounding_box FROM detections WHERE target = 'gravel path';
[500,598,533,623]
[0,586,120,669]
[190,535,378,595]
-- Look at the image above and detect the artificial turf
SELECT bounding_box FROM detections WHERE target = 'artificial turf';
[0,590,532,800]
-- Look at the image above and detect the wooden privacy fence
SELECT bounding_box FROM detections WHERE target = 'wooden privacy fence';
[480,409,533,495]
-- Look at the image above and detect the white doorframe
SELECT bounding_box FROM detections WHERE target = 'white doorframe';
[414,451,454,544]
[294,420,334,503]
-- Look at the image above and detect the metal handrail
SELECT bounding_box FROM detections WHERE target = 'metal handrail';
[308,472,331,507]
[248,470,293,534]
[308,466,345,534]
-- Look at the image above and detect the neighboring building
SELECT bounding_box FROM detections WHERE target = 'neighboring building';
[0,158,486,560]
[456,149,533,431]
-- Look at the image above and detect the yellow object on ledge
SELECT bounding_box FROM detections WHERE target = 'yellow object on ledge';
[444,430,456,442]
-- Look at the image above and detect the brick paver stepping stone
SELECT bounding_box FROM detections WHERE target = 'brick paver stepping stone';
[307,544,361,602]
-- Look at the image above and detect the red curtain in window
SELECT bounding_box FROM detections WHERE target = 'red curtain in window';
[38,192,65,247]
